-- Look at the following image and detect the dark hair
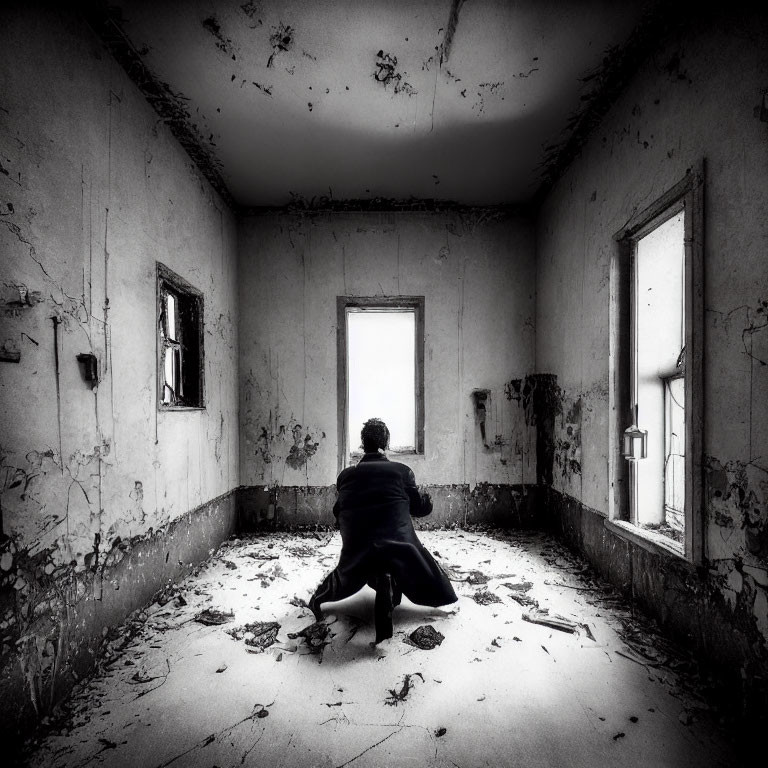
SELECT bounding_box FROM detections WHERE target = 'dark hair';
[361,418,389,453]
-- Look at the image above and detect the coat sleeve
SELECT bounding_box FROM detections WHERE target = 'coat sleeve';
[404,467,433,518]
[332,470,348,523]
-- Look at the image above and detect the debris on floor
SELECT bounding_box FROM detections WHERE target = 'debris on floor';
[342,616,364,644]
[194,607,235,625]
[522,610,595,640]
[404,624,445,650]
[288,544,316,558]
[502,580,533,592]
[22,529,737,768]
[443,565,468,581]
[472,588,502,605]
[227,620,281,652]
[287,620,332,657]
[385,672,424,706]
[504,591,539,609]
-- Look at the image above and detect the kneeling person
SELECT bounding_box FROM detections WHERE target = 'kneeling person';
[309,418,458,642]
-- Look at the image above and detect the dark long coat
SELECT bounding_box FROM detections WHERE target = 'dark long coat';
[310,453,458,609]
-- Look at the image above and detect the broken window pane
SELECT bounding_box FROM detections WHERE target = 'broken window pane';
[157,264,204,408]
[166,293,177,341]
[663,374,685,540]
[163,347,174,401]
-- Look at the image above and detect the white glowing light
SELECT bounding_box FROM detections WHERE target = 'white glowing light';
[347,310,415,452]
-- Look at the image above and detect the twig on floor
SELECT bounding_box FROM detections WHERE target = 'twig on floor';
[134,659,171,700]
[344,617,363,644]
[154,732,215,768]
[334,728,403,768]
[240,730,264,764]
[616,648,651,668]
[153,702,272,768]
[385,672,424,706]
[70,737,121,768]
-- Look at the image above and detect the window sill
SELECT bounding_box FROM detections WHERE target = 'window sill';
[349,452,424,460]
[158,406,206,412]
[604,518,685,560]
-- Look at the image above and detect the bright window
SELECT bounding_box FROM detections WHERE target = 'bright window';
[347,309,415,451]
[611,167,704,563]
[337,297,424,467]
[634,211,685,541]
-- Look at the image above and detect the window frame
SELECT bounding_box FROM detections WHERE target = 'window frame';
[337,296,425,472]
[156,262,205,411]
[608,165,704,563]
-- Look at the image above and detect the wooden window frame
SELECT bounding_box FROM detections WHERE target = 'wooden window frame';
[157,263,205,411]
[337,296,425,472]
[608,164,704,563]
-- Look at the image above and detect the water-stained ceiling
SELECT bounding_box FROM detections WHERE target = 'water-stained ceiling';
[103,0,656,207]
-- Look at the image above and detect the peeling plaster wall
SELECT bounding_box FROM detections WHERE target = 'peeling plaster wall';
[535,8,768,694]
[0,6,238,735]
[238,210,536,499]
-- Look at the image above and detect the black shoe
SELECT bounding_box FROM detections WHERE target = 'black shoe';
[374,573,395,644]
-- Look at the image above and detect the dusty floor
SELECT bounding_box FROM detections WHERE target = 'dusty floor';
[24,530,738,768]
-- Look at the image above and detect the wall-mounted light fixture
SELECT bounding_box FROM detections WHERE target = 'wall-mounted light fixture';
[471,389,490,447]
[76,353,99,385]
[622,423,648,460]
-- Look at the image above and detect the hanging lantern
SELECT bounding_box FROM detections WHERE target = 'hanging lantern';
[622,424,648,460]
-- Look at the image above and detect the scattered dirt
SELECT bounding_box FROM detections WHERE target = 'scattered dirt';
[501,581,533,592]
[227,621,281,652]
[472,589,502,605]
[404,625,445,650]
[194,608,235,625]
[288,545,316,558]
[287,621,332,657]
[385,672,424,706]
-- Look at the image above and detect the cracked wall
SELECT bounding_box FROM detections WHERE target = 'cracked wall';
[238,210,536,493]
[0,5,239,736]
[535,7,768,690]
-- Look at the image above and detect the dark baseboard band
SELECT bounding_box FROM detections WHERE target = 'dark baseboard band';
[1,489,238,750]
[237,483,541,531]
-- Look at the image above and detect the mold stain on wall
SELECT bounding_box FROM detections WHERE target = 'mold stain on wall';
[285,425,323,470]
[707,457,768,561]
[267,22,294,69]
[373,51,417,97]
[242,366,326,484]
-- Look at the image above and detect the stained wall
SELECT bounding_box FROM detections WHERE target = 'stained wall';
[238,210,536,521]
[535,7,768,687]
[0,6,239,733]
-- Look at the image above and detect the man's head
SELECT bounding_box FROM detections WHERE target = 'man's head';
[361,418,390,453]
